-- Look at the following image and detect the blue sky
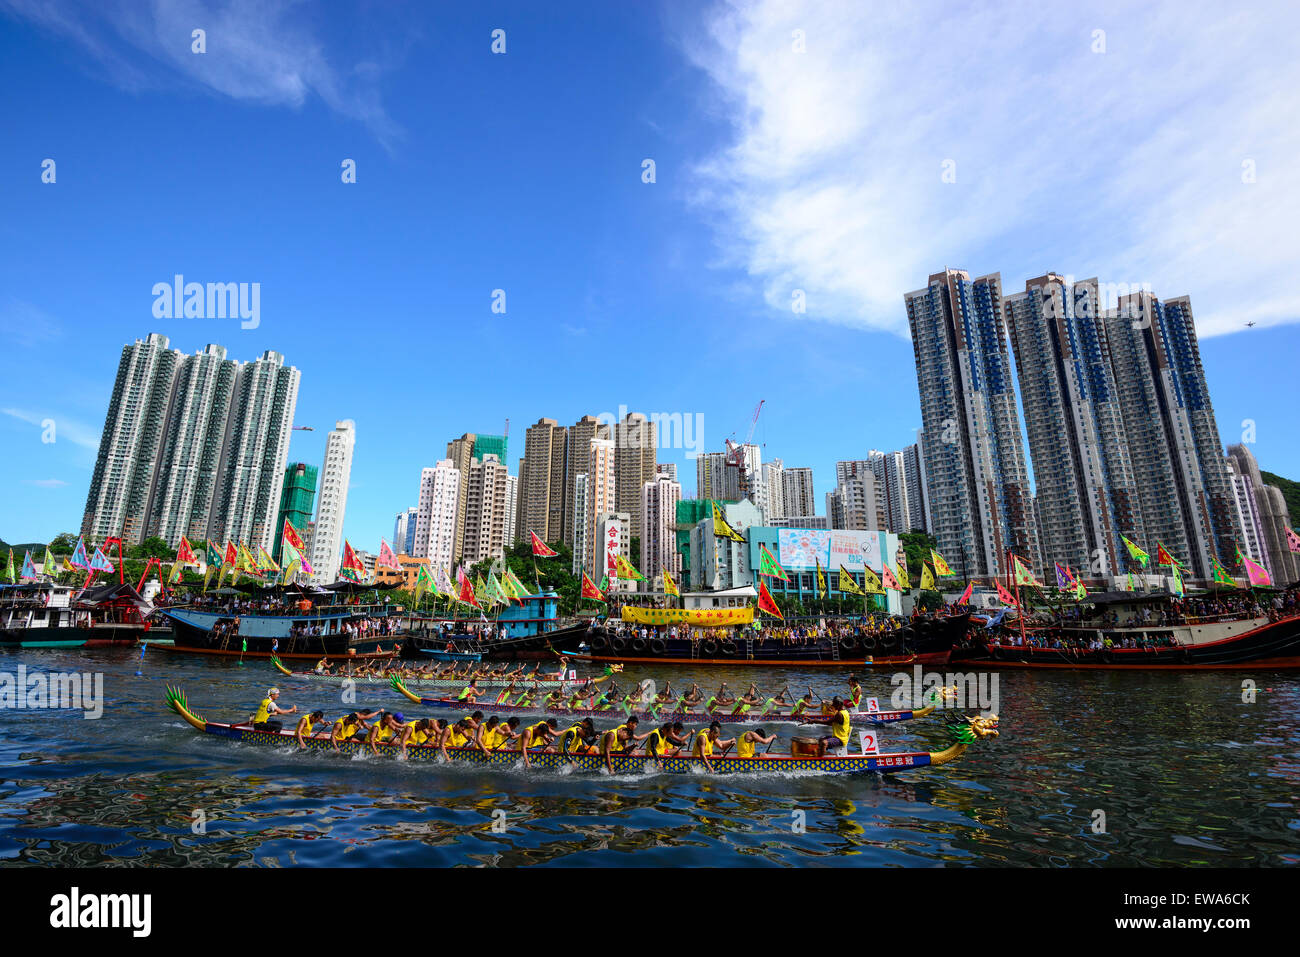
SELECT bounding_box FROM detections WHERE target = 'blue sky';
[2,0,1298,550]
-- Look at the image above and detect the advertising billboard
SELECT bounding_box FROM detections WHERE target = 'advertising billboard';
[777,528,886,572]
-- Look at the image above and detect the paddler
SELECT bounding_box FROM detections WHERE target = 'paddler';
[493,679,519,705]
[398,718,442,758]
[457,678,483,704]
[599,716,648,773]
[692,721,726,773]
[294,710,328,748]
[846,675,863,710]
[250,687,297,731]
[519,718,560,767]
[820,698,852,754]
[331,711,370,750]
[729,686,764,716]
[439,719,473,759]
[702,683,734,715]
[368,711,408,753]
[734,727,777,759]
[473,715,503,753]
[759,687,794,717]
[643,721,689,760]
[559,717,599,757]
[788,689,816,719]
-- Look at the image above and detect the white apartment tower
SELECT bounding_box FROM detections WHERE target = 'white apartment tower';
[414,459,461,578]
[782,467,816,518]
[308,420,355,583]
[584,438,616,578]
[642,473,683,587]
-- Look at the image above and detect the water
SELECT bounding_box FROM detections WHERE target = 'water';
[1,647,1297,866]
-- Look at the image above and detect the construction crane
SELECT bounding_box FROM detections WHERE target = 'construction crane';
[724,399,764,502]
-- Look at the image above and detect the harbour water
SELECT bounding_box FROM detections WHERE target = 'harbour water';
[1,647,1297,867]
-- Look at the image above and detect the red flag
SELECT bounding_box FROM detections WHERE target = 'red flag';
[530,531,558,558]
[282,518,307,554]
[994,579,1019,607]
[580,571,606,602]
[224,542,238,566]
[757,580,783,619]
[342,541,365,574]
[176,536,197,566]
[457,572,481,609]
[957,581,973,604]
[881,563,900,590]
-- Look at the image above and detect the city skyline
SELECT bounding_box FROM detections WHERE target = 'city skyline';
[3,2,1299,555]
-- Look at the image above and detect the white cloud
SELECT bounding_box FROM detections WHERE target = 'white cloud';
[23,479,69,488]
[1,0,402,149]
[2,408,101,450]
[0,300,63,347]
[681,0,1300,338]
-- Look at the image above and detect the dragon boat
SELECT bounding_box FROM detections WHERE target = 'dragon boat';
[389,676,942,727]
[269,656,613,690]
[164,687,997,776]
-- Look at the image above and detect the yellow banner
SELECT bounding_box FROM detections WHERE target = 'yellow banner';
[621,606,753,627]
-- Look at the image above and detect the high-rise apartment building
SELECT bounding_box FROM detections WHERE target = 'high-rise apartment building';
[461,453,511,566]
[584,437,616,577]
[572,473,590,577]
[1004,275,1145,576]
[82,335,300,553]
[307,420,355,583]
[523,418,567,547]
[445,433,476,565]
[596,512,633,593]
[696,451,729,501]
[906,269,1039,578]
[642,473,682,587]
[273,463,318,563]
[393,506,418,557]
[781,467,816,518]
[762,458,785,521]
[826,469,885,531]
[614,412,658,534]
[414,459,460,578]
[564,415,608,548]
[1226,444,1298,585]
[503,472,518,548]
[865,448,928,534]
[1110,291,1240,578]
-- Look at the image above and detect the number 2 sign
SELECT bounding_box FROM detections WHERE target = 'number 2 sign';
[858,731,879,755]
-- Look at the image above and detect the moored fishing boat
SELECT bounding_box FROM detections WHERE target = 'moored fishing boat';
[389,676,941,726]
[163,686,998,775]
[0,582,154,648]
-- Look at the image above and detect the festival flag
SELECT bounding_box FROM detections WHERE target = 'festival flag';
[224,541,238,567]
[581,571,606,602]
[920,563,936,591]
[860,564,884,594]
[757,543,789,581]
[176,536,198,566]
[70,537,90,570]
[505,567,531,599]
[258,547,280,574]
[598,574,610,594]
[1171,563,1184,598]
[377,538,401,571]
[1241,553,1272,587]
[474,573,490,606]
[342,541,365,575]
[3,548,14,583]
[881,562,900,591]
[202,564,216,592]
[1055,562,1073,590]
[204,541,222,568]
[62,557,74,572]
[169,561,184,584]
[815,557,828,599]
[836,564,864,595]
[1154,542,1184,568]
[614,554,646,581]
[1012,554,1043,587]
[1071,568,1088,600]
[437,567,455,599]
[895,559,911,590]
[457,572,481,609]
[710,501,747,544]
[956,581,973,604]
[88,547,114,573]
[42,546,57,577]
[756,580,783,619]
[20,551,37,580]
[529,531,559,558]
[930,549,953,577]
[1121,535,1149,567]
[662,569,680,598]
[1211,557,1236,586]
[994,579,1019,607]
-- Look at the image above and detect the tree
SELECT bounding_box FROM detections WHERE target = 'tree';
[900,530,938,582]
[129,536,175,560]
[49,532,79,554]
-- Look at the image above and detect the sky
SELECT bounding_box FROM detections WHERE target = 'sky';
[2,0,1299,550]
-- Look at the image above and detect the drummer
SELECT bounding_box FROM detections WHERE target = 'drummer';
[820,698,852,754]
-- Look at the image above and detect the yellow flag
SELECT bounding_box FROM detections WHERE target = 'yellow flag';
[930,549,953,576]
[837,564,864,595]
[860,565,885,594]
[895,559,911,590]
[920,563,936,591]
[711,501,746,543]
[663,569,679,597]
[816,558,827,599]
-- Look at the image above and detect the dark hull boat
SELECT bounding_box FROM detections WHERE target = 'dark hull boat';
[553,614,967,668]
[161,606,401,660]
[0,582,153,648]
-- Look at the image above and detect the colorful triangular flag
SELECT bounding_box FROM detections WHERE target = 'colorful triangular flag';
[177,536,198,566]
[377,538,401,570]
[581,571,606,602]
[1121,535,1149,567]
[757,543,789,581]
[662,569,679,598]
[20,551,38,580]
[614,554,646,581]
[710,501,747,544]
[836,564,864,596]
[930,549,953,577]
[815,557,827,599]
[919,563,936,591]
[530,531,558,558]
[756,580,783,619]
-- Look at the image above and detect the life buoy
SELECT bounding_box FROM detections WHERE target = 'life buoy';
[861,636,877,653]
[631,638,648,653]
[649,639,666,655]
[702,639,719,656]
[610,637,627,653]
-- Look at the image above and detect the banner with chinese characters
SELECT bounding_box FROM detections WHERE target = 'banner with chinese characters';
[621,606,754,627]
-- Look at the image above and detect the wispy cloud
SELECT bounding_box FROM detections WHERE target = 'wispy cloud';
[681,0,1300,338]
[2,407,100,450]
[23,479,69,488]
[1,0,403,149]
[0,300,63,347]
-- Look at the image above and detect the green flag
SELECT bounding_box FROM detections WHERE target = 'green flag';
[757,544,789,581]
[1121,535,1149,567]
